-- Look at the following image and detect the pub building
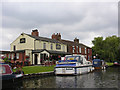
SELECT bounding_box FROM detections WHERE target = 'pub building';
[0,29,92,66]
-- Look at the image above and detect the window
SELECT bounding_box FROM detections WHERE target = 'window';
[79,46,81,53]
[11,54,14,59]
[63,45,65,51]
[94,61,98,64]
[51,44,53,50]
[56,43,61,50]
[0,66,6,74]
[8,54,11,59]
[20,38,26,43]
[16,53,19,59]
[76,46,78,53]
[72,46,75,53]
[4,54,6,58]
[43,43,46,49]
[88,49,89,54]
[13,45,16,51]
[88,56,89,60]
[85,48,86,54]
[80,57,83,64]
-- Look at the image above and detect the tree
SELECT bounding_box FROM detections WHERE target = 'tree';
[92,35,120,62]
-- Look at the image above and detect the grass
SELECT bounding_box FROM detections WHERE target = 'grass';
[106,62,114,66]
[13,65,55,74]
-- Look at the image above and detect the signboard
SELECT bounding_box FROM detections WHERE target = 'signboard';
[56,43,61,49]
[20,38,26,43]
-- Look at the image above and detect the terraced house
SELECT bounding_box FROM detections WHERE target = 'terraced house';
[1,29,92,66]
[3,30,68,65]
[51,33,92,61]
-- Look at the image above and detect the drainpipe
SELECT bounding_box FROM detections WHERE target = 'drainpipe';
[33,39,37,65]
[34,39,37,50]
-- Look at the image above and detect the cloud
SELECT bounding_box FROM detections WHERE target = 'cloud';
[1,2,118,50]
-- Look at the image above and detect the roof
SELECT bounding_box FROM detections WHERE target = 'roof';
[60,39,91,48]
[32,49,71,55]
[0,50,25,54]
[0,51,10,54]
[10,50,25,53]
[24,33,90,48]
[25,34,66,44]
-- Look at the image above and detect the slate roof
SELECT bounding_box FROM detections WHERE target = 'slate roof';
[25,34,66,44]
[60,39,91,48]
[25,33,90,48]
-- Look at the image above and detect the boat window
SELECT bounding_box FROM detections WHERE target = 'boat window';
[94,61,98,64]
[76,57,79,61]
[80,57,83,64]
[0,66,6,74]
[66,56,80,61]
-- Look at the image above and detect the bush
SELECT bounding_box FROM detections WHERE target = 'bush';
[3,57,11,64]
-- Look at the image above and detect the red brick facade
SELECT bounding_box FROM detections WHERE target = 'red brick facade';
[1,51,28,66]
[51,33,92,61]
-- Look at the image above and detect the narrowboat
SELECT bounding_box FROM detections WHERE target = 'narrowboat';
[54,55,94,75]
[0,63,24,87]
[113,61,120,66]
[92,59,106,70]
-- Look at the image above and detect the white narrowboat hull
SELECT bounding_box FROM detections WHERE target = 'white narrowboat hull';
[55,66,94,75]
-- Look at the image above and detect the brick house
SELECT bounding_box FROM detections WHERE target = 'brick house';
[1,30,92,66]
[1,30,69,66]
[51,33,92,61]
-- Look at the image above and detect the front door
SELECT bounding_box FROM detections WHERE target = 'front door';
[35,54,38,65]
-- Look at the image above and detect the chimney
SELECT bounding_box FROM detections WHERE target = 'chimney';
[31,29,39,37]
[51,33,61,40]
[58,33,61,40]
[74,38,79,43]
[52,33,55,39]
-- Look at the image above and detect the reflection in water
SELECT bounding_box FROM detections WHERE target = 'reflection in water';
[23,76,56,88]
[9,67,119,88]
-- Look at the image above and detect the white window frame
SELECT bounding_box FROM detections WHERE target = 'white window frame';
[63,45,65,51]
[85,47,87,54]
[8,54,11,58]
[16,53,19,59]
[76,46,78,53]
[88,49,89,54]
[43,43,46,49]
[4,54,6,58]
[11,53,14,59]
[79,46,81,53]
[72,46,75,53]
[51,44,53,50]
[88,56,89,60]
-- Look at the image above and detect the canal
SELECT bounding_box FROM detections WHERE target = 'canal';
[3,67,120,89]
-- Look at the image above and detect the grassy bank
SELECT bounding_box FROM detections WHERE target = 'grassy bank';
[106,62,114,66]
[13,65,55,74]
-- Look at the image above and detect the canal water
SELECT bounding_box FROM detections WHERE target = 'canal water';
[3,67,120,89]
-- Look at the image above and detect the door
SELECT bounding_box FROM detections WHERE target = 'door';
[35,54,38,65]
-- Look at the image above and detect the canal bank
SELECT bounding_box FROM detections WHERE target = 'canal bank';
[8,66,120,89]
[24,71,54,79]
[22,62,114,79]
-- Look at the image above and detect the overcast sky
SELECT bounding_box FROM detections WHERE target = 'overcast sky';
[1,0,118,50]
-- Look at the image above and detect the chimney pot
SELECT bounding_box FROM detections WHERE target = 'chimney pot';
[74,38,79,43]
[31,29,39,36]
